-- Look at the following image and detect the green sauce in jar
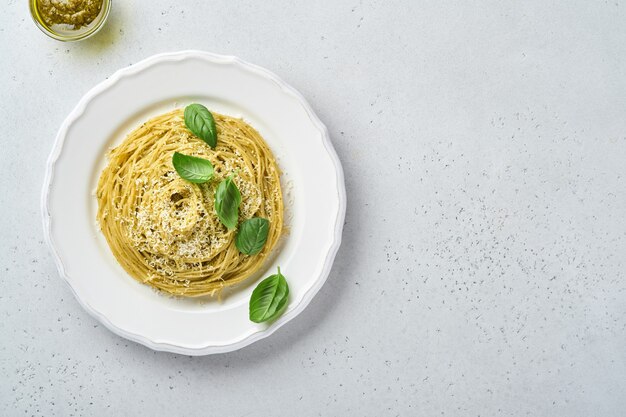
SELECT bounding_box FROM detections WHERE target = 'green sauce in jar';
[29,0,111,41]
[36,0,103,29]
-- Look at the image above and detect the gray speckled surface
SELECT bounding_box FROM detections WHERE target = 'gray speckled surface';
[1,1,625,416]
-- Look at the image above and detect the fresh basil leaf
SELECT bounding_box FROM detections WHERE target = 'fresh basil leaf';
[214,175,241,230]
[172,152,214,183]
[249,267,289,323]
[236,217,270,255]
[184,103,217,148]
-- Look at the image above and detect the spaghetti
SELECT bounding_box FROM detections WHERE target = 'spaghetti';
[96,108,283,297]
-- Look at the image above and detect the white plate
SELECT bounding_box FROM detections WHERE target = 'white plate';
[41,51,346,355]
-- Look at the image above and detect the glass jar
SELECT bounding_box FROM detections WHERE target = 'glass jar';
[29,0,112,41]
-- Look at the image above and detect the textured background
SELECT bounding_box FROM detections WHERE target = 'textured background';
[1,1,625,416]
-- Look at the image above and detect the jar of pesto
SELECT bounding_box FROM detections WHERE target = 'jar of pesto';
[29,0,112,41]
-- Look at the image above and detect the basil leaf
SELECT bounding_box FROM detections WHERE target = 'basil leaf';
[172,152,214,183]
[214,175,241,230]
[184,103,217,148]
[236,217,270,255]
[249,267,289,323]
